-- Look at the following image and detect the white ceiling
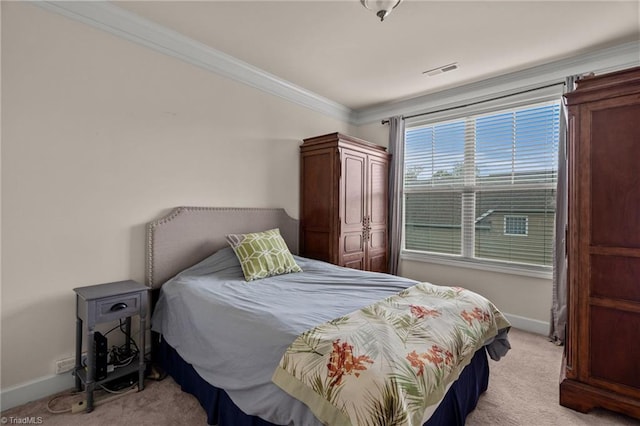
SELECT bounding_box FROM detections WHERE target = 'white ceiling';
[114,0,639,111]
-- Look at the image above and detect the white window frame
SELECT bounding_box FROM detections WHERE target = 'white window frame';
[400,86,562,279]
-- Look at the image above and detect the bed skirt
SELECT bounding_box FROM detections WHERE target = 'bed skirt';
[159,338,489,426]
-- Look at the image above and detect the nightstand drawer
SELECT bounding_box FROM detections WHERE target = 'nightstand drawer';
[95,294,140,323]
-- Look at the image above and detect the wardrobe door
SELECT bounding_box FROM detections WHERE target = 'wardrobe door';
[340,147,366,270]
[583,95,640,397]
[367,154,389,273]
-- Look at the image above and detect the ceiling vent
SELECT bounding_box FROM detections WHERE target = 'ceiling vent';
[423,62,459,76]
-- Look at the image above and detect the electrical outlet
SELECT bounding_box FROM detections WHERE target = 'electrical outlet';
[55,356,76,375]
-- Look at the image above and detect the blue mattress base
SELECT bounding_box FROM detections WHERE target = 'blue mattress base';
[159,338,489,426]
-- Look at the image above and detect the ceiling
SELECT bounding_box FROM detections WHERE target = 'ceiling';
[114,1,639,111]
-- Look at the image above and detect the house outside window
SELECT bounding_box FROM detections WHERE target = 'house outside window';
[403,99,560,270]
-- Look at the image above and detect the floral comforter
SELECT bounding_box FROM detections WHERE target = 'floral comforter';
[271,282,511,426]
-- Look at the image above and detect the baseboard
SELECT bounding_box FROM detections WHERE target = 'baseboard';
[503,312,549,336]
[1,372,75,411]
[2,344,152,412]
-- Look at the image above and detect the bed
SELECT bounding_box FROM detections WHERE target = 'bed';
[146,207,511,426]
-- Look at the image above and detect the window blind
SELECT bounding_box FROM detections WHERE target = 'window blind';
[404,100,560,267]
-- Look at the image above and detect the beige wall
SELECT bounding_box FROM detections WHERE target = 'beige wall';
[1,2,353,389]
[354,121,388,148]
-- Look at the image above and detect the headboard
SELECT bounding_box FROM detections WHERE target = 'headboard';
[145,207,299,289]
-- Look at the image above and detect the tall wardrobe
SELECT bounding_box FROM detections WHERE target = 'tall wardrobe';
[300,132,390,273]
[560,66,640,419]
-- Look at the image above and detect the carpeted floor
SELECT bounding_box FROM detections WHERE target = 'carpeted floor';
[465,329,639,426]
[2,328,639,425]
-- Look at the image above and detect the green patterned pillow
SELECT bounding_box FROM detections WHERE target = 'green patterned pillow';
[226,228,302,281]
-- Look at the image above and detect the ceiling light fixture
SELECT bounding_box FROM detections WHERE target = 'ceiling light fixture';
[360,0,402,21]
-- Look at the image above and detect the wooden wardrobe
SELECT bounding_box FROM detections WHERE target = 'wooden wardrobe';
[300,132,390,273]
[560,67,640,419]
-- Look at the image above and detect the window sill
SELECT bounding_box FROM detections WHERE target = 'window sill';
[400,250,553,279]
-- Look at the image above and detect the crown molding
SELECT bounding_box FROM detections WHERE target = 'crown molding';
[354,40,640,125]
[32,2,638,127]
[34,1,356,123]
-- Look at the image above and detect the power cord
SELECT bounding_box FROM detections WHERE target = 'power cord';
[70,386,139,413]
[99,383,137,394]
[108,344,139,368]
[46,391,80,414]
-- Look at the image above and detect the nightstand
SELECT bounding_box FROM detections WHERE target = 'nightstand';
[73,280,148,412]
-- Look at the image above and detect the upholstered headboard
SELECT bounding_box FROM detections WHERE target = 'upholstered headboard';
[145,207,298,289]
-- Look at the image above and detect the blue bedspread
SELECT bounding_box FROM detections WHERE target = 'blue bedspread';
[151,247,419,425]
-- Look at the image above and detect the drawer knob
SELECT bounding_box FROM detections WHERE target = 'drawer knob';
[110,302,128,312]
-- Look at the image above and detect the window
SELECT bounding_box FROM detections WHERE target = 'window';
[504,216,528,236]
[404,100,560,269]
